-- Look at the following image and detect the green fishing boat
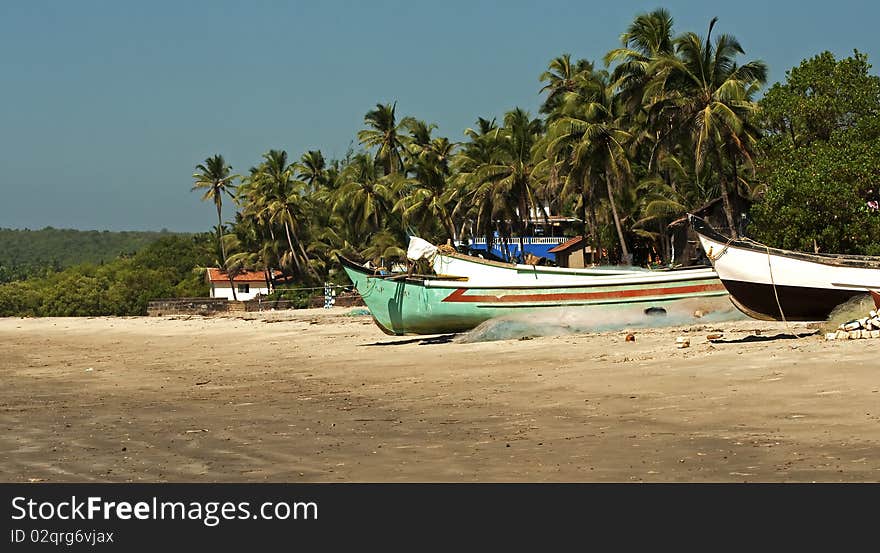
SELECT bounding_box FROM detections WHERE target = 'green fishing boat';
[339,255,730,335]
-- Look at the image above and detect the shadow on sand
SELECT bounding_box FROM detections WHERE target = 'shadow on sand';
[362,334,457,346]
[711,330,819,344]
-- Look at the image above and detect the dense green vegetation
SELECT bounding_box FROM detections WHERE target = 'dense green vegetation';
[198,8,788,288]
[750,51,880,253]
[0,235,213,316]
[0,227,186,283]
[207,10,878,289]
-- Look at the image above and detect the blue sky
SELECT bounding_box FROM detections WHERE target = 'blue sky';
[1,0,877,231]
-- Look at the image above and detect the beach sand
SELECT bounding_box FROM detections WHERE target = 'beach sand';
[1,308,878,482]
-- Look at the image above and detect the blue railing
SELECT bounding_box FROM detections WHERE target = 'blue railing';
[464,236,569,261]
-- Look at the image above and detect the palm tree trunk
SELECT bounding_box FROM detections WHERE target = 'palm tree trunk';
[282,221,303,274]
[293,228,316,279]
[440,212,457,242]
[584,176,603,264]
[457,216,468,244]
[604,171,630,265]
[581,181,595,265]
[712,145,739,239]
[284,209,317,279]
[215,201,227,265]
[215,201,237,300]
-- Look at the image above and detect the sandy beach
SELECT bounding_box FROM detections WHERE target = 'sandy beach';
[1,308,879,482]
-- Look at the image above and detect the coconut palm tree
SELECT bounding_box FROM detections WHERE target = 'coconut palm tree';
[647,17,767,237]
[539,55,595,117]
[460,108,544,260]
[333,153,396,236]
[297,150,327,193]
[239,150,316,279]
[605,8,676,112]
[357,102,412,176]
[192,154,240,298]
[546,70,634,263]
[393,120,458,241]
[192,154,238,265]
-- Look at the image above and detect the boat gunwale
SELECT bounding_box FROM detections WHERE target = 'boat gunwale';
[440,249,711,274]
[689,214,880,269]
[439,249,639,275]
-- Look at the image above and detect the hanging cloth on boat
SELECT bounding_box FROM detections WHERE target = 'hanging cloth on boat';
[406,236,439,262]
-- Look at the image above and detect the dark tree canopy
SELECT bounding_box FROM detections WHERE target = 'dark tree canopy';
[759,50,880,148]
[749,51,880,254]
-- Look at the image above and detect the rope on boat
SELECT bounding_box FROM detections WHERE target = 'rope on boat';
[764,243,793,334]
[706,233,794,333]
[706,237,734,261]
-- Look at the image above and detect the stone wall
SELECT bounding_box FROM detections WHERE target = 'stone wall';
[147,292,365,316]
[146,298,230,316]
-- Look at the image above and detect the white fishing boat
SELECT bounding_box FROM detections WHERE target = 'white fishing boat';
[690,214,880,321]
[407,236,717,285]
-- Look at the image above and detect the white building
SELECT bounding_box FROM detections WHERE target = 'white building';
[206,268,281,301]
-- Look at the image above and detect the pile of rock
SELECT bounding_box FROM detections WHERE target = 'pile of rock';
[826,309,880,340]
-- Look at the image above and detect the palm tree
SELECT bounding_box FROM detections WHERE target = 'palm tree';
[192,154,240,298]
[239,150,316,279]
[461,108,544,260]
[605,8,676,112]
[648,17,767,237]
[297,150,327,193]
[394,120,458,241]
[357,102,412,176]
[447,117,500,242]
[192,154,238,265]
[539,55,595,117]
[546,70,634,263]
[333,153,396,237]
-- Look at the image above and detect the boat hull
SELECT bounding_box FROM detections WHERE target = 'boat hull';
[690,215,880,321]
[340,255,730,335]
[720,279,866,321]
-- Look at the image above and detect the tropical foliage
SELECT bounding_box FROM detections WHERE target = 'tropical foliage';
[749,51,880,253]
[204,8,775,282]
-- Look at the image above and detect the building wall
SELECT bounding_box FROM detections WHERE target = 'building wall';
[569,249,585,268]
[553,249,586,268]
[210,283,270,301]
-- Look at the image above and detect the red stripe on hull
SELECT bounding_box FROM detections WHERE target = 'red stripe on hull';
[441,282,726,303]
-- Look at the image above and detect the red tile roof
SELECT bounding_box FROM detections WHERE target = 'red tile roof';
[206,268,282,283]
[547,236,592,253]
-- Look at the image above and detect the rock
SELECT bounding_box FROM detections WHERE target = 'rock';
[825,333,838,341]
[706,333,723,341]
[625,333,635,342]
[693,310,705,318]
[675,337,690,349]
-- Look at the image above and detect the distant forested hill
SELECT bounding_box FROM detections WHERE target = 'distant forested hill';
[0,227,190,281]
